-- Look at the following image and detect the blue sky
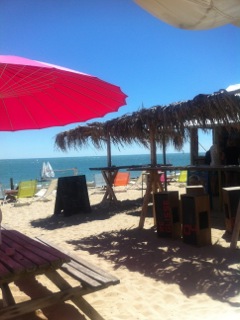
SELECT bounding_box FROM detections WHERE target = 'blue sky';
[0,0,239,159]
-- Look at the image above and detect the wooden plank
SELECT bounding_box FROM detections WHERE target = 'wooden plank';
[46,270,105,320]
[67,260,113,285]
[1,283,16,306]
[0,241,37,274]
[2,230,67,268]
[60,263,102,288]
[37,237,119,284]
[10,230,70,262]
[71,295,105,320]
[0,286,84,320]
[2,231,49,269]
[230,199,240,249]
[0,245,26,275]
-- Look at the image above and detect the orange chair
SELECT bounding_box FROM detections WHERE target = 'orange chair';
[113,172,130,188]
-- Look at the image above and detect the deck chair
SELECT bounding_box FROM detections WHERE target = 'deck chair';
[113,172,130,190]
[177,170,188,183]
[35,179,58,201]
[14,180,37,206]
[94,173,106,188]
[0,184,8,205]
[129,172,148,189]
[128,172,149,197]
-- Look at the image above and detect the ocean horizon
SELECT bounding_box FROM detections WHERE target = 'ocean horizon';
[0,152,198,189]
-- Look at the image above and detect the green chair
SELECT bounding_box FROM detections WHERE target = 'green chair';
[178,170,188,183]
[14,180,37,206]
[17,180,37,198]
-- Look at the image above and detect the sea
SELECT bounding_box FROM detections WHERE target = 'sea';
[0,152,200,189]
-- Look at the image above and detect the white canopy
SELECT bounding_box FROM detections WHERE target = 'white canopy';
[134,0,240,30]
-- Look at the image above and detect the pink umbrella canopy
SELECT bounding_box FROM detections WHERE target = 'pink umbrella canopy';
[0,55,127,131]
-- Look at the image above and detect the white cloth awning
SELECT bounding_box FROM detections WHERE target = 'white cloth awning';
[134,0,240,30]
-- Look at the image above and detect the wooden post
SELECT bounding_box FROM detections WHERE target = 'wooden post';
[230,199,240,249]
[150,131,157,166]
[106,134,111,167]
[10,178,14,190]
[190,128,198,165]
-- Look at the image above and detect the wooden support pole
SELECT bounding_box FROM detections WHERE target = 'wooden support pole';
[230,199,240,249]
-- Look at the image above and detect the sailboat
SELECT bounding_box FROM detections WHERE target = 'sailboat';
[41,161,55,181]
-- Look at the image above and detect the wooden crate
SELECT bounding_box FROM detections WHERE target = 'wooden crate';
[181,194,211,246]
[154,191,181,239]
[222,187,240,233]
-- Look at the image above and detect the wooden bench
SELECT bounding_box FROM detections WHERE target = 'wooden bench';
[36,237,120,320]
[0,228,120,320]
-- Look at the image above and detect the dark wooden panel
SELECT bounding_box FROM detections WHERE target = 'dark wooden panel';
[54,175,91,216]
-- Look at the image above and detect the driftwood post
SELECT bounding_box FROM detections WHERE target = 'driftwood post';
[106,133,112,167]
[230,199,240,249]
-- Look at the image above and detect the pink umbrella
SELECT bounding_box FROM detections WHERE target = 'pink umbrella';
[0,55,127,131]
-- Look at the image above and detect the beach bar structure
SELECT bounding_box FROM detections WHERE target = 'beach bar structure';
[55,86,240,230]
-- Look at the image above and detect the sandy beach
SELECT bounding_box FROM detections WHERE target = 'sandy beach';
[1,182,240,320]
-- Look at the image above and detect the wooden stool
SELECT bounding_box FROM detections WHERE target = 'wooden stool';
[154,191,181,239]
[181,194,211,246]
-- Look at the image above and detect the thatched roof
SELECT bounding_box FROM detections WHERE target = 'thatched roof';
[55,122,118,151]
[55,89,240,157]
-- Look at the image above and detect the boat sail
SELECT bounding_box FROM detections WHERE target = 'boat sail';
[41,161,55,180]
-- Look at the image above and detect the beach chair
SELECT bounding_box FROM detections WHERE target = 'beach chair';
[129,172,148,189]
[94,173,106,188]
[0,184,8,205]
[14,180,37,206]
[128,172,149,197]
[35,179,58,201]
[177,170,188,183]
[113,172,130,190]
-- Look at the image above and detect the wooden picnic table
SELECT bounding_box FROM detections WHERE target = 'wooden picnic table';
[0,228,119,320]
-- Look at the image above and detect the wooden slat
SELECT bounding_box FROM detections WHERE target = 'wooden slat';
[2,230,66,268]
[10,230,70,262]
[67,260,112,285]
[46,270,105,320]
[0,245,26,275]
[60,263,102,288]
[36,237,120,285]
[0,286,84,320]
[0,241,37,273]
[1,283,16,306]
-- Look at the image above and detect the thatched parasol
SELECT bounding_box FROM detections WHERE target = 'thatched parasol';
[105,108,186,166]
[55,122,119,167]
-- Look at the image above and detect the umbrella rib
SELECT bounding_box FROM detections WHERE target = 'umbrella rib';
[53,84,122,112]
[1,99,14,130]
[0,66,56,98]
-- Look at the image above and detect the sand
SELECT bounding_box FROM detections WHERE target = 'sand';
[1,182,240,320]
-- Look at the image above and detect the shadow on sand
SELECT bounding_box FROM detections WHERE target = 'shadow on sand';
[67,227,240,306]
[30,198,143,230]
